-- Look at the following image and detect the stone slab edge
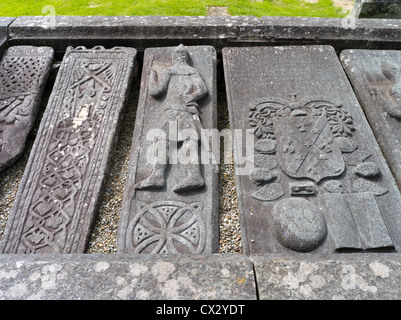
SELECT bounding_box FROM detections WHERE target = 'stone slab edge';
[0,18,16,56]
[6,16,401,52]
[2,253,401,299]
[0,254,256,300]
[252,253,401,300]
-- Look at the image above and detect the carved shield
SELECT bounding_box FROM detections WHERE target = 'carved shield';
[274,115,345,183]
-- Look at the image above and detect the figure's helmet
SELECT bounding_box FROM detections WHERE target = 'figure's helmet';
[172,44,190,64]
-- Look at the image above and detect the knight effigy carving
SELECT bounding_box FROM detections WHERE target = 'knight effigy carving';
[117,44,218,254]
[135,44,208,193]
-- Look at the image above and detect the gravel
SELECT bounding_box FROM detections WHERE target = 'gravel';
[0,59,242,254]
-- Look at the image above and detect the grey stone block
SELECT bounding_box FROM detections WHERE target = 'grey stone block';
[117,45,219,254]
[0,46,137,254]
[7,16,401,53]
[0,46,54,171]
[340,49,401,191]
[223,45,401,256]
[354,0,401,19]
[7,16,263,53]
[0,254,256,300]
[252,254,401,299]
[0,18,15,56]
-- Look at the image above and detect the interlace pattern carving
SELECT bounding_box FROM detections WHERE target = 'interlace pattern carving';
[20,118,99,253]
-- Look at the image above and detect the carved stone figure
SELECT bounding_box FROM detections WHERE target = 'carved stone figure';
[340,50,401,192]
[371,60,401,119]
[135,44,208,193]
[117,45,218,254]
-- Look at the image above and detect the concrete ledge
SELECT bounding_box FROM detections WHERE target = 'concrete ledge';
[252,254,401,300]
[0,254,257,300]
[7,16,401,55]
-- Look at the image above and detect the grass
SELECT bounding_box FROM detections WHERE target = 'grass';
[0,0,347,18]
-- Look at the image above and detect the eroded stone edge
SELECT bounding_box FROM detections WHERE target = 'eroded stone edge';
[251,254,401,300]
[2,253,401,299]
[0,254,256,300]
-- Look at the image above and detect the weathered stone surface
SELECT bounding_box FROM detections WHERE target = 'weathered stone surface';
[252,254,401,300]
[7,16,401,52]
[223,45,401,255]
[117,45,218,254]
[0,254,256,300]
[340,49,401,190]
[0,46,54,171]
[0,18,15,56]
[354,0,401,19]
[8,16,263,53]
[0,46,137,254]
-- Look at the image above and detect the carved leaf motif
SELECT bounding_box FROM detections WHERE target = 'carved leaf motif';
[249,98,355,141]
[307,101,355,138]
[249,101,286,139]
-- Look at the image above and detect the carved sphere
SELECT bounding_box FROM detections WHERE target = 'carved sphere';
[272,198,327,252]
[254,139,277,154]
[354,162,381,178]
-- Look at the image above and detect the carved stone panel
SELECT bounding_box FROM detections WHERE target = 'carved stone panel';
[117,45,218,254]
[0,46,137,254]
[223,45,401,255]
[340,50,401,189]
[0,46,54,171]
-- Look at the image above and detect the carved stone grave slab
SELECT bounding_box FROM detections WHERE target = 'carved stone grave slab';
[0,46,54,171]
[0,46,137,253]
[353,0,401,19]
[340,50,401,189]
[117,45,218,254]
[0,18,15,56]
[223,45,401,255]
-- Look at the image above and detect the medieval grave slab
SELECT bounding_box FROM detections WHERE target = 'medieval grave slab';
[0,18,15,56]
[0,46,137,254]
[223,45,401,255]
[117,44,218,254]
[354,0,401,19]
[0,46,54,171]
[340,50,401,190]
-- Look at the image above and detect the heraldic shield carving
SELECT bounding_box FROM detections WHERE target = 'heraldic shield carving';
[249,96,353,183]
[274,115,345,183]
[248,94,395,252]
